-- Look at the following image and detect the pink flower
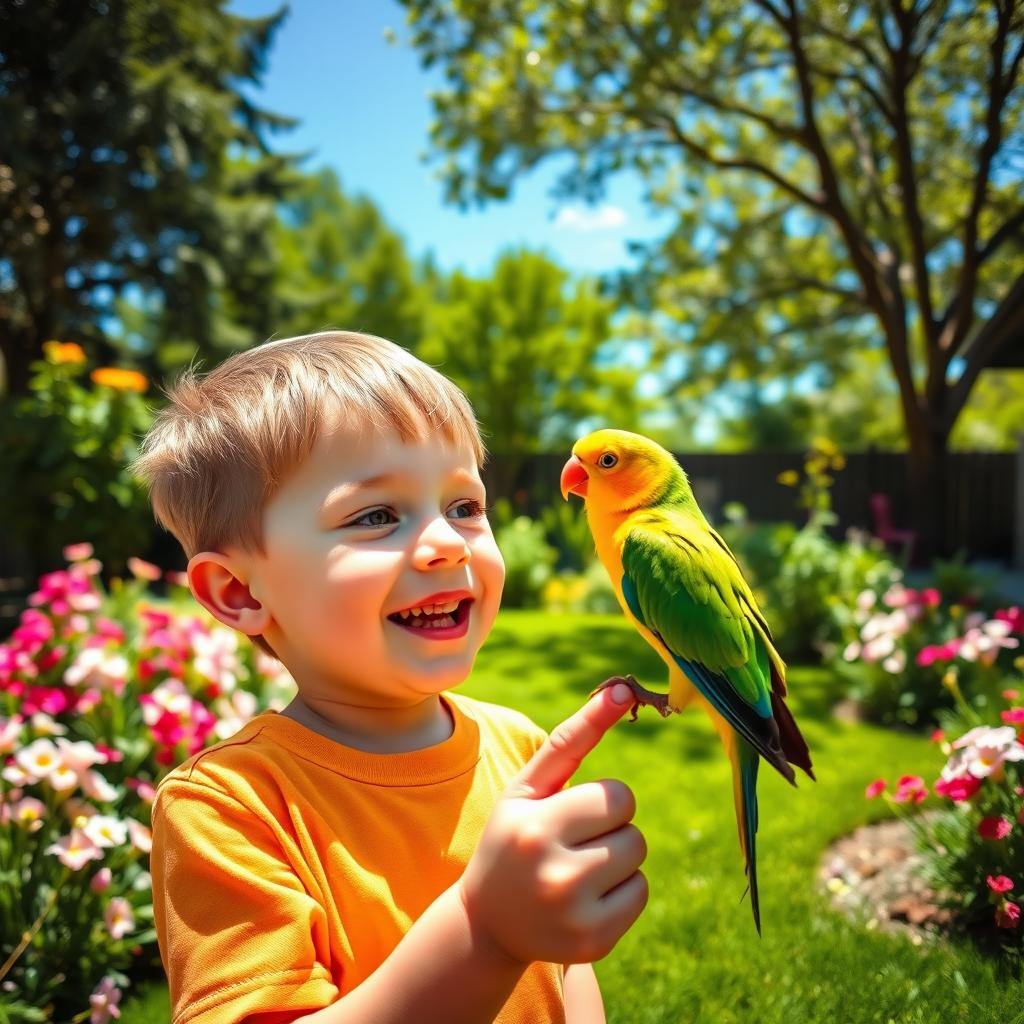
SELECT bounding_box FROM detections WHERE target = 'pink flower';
[978,816,1013,841]
[90,867,113,892]
[996,901,1021,929]
[996,606,1024,634]
[1005,689,1021,701]
[987,874,1014,893]
[930,729,945,743]
[919,588,941,607]
[892,775,928,804]
[1001,708,1024,724]
[127,557,162,582]
[104,897,135,939]
[916,640,961,666]
[934,774,982,802]
[45,828,104,870]
[89,975,122,1024]
[63,542,94,562]
[865,779,887,799]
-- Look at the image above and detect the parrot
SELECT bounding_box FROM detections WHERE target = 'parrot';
[560,428,815,933]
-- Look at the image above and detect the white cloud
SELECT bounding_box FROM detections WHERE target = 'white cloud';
[554,204,628,232]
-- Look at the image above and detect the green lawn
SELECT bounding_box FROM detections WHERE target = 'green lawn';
[123,610,1024,1024]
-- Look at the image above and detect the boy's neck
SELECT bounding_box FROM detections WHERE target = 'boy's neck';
[278,692,455,754]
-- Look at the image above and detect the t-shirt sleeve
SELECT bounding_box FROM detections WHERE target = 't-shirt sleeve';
[151,778,340,1024]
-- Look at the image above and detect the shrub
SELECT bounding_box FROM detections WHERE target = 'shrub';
[829,577,1022,728]
[0,342,155,576]
[0,546,294,1022]
[491,504,559,608]
[718,438,895,662]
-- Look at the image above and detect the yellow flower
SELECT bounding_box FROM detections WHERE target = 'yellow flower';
[43,340,86,365]
[90,367,148,393]
[776,470,799,487]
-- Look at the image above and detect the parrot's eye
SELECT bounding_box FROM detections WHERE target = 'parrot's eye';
[598,452,618,469]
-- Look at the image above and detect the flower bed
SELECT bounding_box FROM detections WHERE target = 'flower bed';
[864,670,1024,957]
[0,546,294,1022]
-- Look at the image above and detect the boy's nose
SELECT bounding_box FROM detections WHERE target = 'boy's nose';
[413,517,471,569]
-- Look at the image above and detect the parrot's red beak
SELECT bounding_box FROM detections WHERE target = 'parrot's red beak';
[560,455,589,500]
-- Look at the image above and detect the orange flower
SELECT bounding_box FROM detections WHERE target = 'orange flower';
[43,340,86,365]
[90,367,148,393]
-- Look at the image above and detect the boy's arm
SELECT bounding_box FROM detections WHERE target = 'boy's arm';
[295,684,645,1024]
[564,964,606,1024]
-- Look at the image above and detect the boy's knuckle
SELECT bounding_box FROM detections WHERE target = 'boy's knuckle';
[604,779,636,820]
[536,860,576,906]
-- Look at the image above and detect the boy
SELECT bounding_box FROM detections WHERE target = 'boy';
[135,331,648,1024]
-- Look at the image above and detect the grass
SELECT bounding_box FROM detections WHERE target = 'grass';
[123,610,1024,1024]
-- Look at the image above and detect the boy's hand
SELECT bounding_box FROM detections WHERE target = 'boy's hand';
[458,681,648,966]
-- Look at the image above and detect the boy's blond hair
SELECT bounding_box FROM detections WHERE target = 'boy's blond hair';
[133,330,485,565]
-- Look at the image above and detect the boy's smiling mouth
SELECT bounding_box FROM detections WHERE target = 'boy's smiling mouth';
[386,591,474,639]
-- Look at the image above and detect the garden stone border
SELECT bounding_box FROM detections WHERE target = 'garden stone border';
[819,814,955,945]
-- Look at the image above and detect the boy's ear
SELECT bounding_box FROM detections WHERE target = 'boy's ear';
[186,552,272,637]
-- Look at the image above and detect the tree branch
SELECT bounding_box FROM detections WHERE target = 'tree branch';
[944,270,1024,432]
[944,5,1024,358]
[888,4,938,352]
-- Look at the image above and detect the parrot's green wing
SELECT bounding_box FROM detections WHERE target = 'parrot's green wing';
[619,508,796,784]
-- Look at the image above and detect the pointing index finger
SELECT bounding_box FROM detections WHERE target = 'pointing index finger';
[508,681,634,800]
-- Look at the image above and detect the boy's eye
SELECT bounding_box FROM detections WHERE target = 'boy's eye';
[450,499,488,521]
[351,507,398,528]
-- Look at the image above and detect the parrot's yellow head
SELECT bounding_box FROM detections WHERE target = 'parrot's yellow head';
[560,428,691,513]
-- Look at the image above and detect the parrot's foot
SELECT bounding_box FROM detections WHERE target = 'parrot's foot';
[590,675,675,722]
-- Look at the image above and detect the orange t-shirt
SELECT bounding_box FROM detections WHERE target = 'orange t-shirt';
[150,692,565,1024]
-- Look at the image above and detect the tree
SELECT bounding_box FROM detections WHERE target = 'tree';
[0,0,297,395]
[417,248,649,493]
[400,0,1024,554]
[270,169,425,349]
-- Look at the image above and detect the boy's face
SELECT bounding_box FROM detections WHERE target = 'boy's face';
[241,422,505,708]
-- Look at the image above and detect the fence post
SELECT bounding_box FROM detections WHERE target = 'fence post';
[1016,433,1024,570]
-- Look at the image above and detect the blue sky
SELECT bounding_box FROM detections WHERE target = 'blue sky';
[231,0,672,276]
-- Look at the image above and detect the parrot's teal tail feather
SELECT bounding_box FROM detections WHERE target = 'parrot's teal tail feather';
[732,737,762,935]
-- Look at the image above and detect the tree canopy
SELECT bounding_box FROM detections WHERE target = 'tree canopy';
[0,0,297,394]
[401,0,1024,549]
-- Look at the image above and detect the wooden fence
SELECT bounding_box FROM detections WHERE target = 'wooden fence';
[483,448,1019,562]
[1,447,1019,633]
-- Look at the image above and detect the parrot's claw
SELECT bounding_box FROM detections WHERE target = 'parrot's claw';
[590,675,675,721]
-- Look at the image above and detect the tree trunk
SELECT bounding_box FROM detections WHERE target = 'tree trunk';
[0,325,37,398]
[906,424,953,564]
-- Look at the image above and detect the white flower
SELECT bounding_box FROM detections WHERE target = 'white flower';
[958,623,1019,664]
[192,627,241,692]
[842,641,862,662]
[882,649,907,674]
[945,725,1024,779]
[856,589,877,611]
[142,679,192,725]
[80,769,118,804]
[64,648,129,694]
[29,713,66,736]
[56,737,105,773]
[16,738,59,780]
[47,763,80,791]
[0,716,22,754]
[213,689,258,740]
[862,634,895,662]
[83,815,128,848]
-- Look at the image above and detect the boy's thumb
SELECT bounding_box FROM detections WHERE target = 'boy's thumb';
[507,682,634,800]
